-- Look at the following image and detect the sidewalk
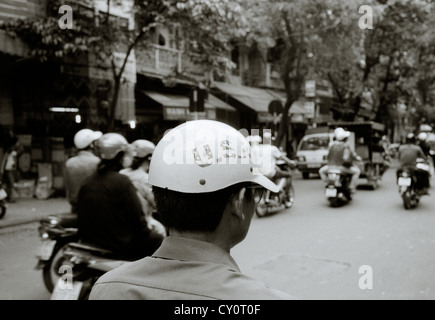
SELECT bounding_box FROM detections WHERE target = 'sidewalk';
[0,196,71,229]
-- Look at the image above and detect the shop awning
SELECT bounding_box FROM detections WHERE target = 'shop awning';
[142,90,235,121]
[212,81,286,113]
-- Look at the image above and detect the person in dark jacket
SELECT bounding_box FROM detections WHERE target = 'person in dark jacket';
[76,133,164,261]
[397,133,430,194]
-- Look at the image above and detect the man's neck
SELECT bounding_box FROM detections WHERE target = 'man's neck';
[169,230,231,253]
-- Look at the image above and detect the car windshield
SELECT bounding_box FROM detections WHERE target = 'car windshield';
[299,136,330,151]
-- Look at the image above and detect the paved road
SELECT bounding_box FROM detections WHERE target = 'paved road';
[233,167,435,300]
[1,166,434,300]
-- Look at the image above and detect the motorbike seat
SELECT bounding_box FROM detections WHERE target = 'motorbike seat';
[67,242,114,257]
[41,213,78,228]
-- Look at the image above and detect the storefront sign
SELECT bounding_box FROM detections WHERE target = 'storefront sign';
[163,107,216,121]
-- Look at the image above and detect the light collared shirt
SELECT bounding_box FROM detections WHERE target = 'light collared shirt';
[90,236,294,300]
[64,150,100,213]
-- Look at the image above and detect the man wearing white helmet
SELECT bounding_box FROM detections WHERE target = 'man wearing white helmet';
[249,131,296,207]
[417,132,431,158]
[64,128,102,213]
[120,139,166,237]
[90,120,294,300]
[398,133,430,193]
[319,127,362,193]
[77,133,164,261]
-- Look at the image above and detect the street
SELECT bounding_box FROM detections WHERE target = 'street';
[1,165,435,300]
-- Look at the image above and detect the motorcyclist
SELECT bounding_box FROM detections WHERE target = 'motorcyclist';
[248,131,296,207]
[76,133,164,261]
[89,120,294,300]
[397,133,430,195]
[417,132,434,177]
[417,132,431,158]
[64,129,102,213]
[319,127,362,193]
[120,139,166,237]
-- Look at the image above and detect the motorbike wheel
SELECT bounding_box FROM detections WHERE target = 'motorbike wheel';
[0,201,6,219]
[42,242,72,292]
[328,197,340,208]
[284,185,295,208]
[255,202,268,218]
[402,191,412,210]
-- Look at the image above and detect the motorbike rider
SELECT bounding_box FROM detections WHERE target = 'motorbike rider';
[64,128,102,213]
[120,139,166,237]
[319,127,362,193]
[397,133,430,195]
[248,131,296,207]
[89,120,294,300]
[76,133,164,261]
[417,132,434,177]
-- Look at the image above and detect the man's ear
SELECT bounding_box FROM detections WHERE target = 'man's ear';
[229,188,246,220]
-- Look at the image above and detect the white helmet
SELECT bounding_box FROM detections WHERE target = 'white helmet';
[418,132,428,141]
[246,135,262,144]
[74,129,103,150]
[148,120,279,193]
[131,139,155,158]
[334,127,350,141]
[96,133,129,160]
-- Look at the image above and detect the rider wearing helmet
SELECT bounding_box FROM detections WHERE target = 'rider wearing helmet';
[64,128,102,213]
[248,131,296,207]
[89,120,294,300]
[417,132,431,158]
[120,139,166,237]
[397,133,430,194]
[76,133,164,260]
[319,127,362,193]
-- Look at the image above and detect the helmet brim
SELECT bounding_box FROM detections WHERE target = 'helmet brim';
[250,175,280,193]
[92,131,103,140]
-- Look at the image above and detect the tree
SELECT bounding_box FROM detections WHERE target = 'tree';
[240,0,362,147]
[0,0,247,131]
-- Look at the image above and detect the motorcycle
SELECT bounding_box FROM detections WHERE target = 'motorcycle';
[324,166,353,207]
[35,213,79,293]
[0,178,7,219]
[397,159,430,210]
[50,242,128,300]
[255,161,295,218]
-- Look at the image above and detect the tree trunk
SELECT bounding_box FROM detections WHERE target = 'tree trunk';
[108,75,121,132]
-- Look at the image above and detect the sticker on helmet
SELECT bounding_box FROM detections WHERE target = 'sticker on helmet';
[193,144,214,167]
[193,139,251,168]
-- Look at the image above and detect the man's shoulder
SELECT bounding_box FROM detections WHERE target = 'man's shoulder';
[90,256,295,300]
[66,153,99,165]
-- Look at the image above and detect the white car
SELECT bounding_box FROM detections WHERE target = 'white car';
[296,132,334,179]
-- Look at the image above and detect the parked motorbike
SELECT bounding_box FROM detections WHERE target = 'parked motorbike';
[255,161,295,218]
[50,242,128,300]
[397,159,430,210]
[35,213,79,293]
[0,178,7,219]
[324,166,353,207]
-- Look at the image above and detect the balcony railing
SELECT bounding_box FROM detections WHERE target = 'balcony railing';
[136,44,206,80]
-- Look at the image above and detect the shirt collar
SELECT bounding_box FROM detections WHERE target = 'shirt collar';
[152,236,241,272]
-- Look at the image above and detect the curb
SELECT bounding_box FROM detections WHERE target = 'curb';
[0,216,42,229]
